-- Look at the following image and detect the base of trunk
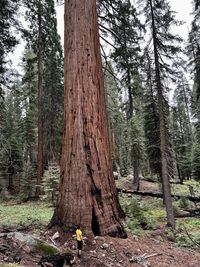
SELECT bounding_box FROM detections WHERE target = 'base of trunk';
[49,210,127,238]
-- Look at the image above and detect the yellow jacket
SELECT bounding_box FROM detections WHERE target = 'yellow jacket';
[76,229,82,241]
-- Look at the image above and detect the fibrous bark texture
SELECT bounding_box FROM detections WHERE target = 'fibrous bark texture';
[51,0,126,238]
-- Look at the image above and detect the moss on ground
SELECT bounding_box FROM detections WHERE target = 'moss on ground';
[36,239,59,255]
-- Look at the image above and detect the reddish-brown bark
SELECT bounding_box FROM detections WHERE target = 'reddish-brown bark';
[51,0,126,237]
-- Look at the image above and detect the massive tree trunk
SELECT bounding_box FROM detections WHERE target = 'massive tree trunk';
[50,0,126,237]
[150,0,175,228]
[36,1,44,197]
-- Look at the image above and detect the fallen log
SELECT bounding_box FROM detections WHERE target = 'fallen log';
[175,209,200,218]
[117,188,200,202]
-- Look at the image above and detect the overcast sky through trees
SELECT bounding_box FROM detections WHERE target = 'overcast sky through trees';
[11,0,192,71]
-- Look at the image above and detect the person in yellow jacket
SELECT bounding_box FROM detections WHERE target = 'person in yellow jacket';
[76,225,83,257]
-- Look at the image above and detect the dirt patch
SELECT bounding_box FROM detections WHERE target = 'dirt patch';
[117,178,161,193]
[0,227,199,267]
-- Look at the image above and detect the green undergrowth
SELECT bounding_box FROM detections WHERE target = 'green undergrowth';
[119,194,164,235]
[0,201,53,228]
[171,179,200,196]
[119,193,200,248]
[0,192,200,249]
[175,218,200,248]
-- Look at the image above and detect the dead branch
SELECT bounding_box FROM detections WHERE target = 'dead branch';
[144,252,162,259]
[49,237,57,246]
[130,252,162,267]
[184,226,200,248]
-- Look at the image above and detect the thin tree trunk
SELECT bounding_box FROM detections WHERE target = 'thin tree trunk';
[50,0,126,237]
[36,1,44,197]
[182,80,194,142]
[127,71,133,120]
[50,111,56,164]
[150,0,175,228]
[175,153,183,184]
[133,153,140,191]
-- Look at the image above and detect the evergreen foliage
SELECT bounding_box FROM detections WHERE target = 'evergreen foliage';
[0,83,23,194]
[188,0,200,101]
[143,49,161,178]
[189,0,200,181]
[23,0,64,195]
[20,162,37,200]
[191,143,200,180]
[43,164,60,205]
[21,48,37,164]
[0,0,199,231]
[0,0,19,99]
[100,0,145,183]
[171,75,193,181]
[104,62,129,174]
[142,0,184,227]
[42,0,64,164]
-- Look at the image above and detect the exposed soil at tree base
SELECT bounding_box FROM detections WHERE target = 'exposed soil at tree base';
[0,226,200,267]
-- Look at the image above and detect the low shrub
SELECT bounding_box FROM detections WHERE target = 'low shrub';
[43,164,60,205]
[178,197,195,210]
[120,195,157,233]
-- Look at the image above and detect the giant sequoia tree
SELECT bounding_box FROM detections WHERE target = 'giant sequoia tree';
[50,0,126,237]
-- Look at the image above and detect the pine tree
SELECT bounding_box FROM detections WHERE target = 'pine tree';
[0,0,19,100]
[143,49,161,180]
[171,74,193,182]
[24,0,45,196]
[24,0,64,196]
[0,82,23,195]
[104,62,126,174]
[101,0,144,184]
[143,0,183,228]
[21,48,37,164]
[188,0,200,180]
[188,0,200,101]
[108,0,143,120]
[42,0,64,164]
[18,48,38,198]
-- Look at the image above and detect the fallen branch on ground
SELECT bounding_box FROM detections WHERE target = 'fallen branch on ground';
[130,252,162,267]
[184,226,200,248]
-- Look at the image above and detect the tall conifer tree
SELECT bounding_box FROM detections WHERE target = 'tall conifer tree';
[0,0,19,99]
[143,0,183,228]
[24,0,63,196]
[50,0,126,237]
[189,0,200,180]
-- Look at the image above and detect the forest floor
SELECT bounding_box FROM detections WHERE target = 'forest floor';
[0,178,200,266]
[0,225,200,267]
